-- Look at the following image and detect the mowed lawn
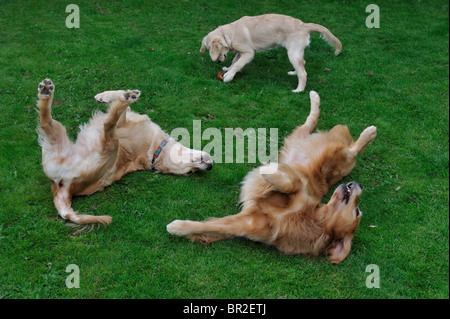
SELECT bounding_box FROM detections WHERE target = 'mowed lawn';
[0,0,448,299]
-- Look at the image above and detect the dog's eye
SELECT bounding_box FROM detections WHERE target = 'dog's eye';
[355,208,360,217]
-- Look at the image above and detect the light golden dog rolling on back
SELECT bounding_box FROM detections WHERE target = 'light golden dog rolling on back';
[168,91,376,263]
[37,79,212,226]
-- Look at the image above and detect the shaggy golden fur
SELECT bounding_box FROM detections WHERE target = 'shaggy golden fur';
[200,14,342,92]
[37,79,212,226]
[167,91,377,263]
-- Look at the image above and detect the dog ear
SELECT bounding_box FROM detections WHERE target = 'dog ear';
[209,38,222,61]
[328,235,352,264]
[200,37,207,54]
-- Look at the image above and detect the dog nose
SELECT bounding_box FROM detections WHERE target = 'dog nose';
[347,182,362,190]
[206,162,213,170]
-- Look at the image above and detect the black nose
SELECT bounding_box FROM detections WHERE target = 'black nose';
[206,163,213,170]
[347,182,362,190]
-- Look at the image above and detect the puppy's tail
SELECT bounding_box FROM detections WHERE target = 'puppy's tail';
[304,23,342,55]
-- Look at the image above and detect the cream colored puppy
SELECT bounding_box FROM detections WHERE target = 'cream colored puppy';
[200,14,342,92]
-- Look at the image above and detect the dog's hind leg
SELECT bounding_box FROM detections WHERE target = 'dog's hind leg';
[36,79,72,149]
[287,45,307,93]
[285,91,320,141]
[167,211,271,245]
[52,183,112,226]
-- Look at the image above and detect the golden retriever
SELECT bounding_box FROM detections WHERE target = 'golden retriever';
[37,78,212,226]
[167,91,377,263]
[200,14,342,92]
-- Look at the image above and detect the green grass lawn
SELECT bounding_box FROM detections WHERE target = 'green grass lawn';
[0,0,448,299]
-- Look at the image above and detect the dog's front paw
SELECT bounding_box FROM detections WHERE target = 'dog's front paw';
[95,90,124,104]
[38,78,54,98]
[119,90,141,103]
[222,72,234,83]
[361,125,377,143]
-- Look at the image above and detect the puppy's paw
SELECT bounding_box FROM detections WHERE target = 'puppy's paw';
[292,87,305,93]
[38,78,54,99]
[119,90,141,103]
[222,72,234,83]
[288,70,297,76]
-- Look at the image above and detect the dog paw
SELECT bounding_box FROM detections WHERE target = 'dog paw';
[222,72,234,83]
[95,90,124,104]
[98,215,113,224]
[119,90,141,103]
[361,125,377,142]
[167,220,190,236]
[38,78,54,98]
[222,66,230,72]
[309,90,319,101]
[309,90,320,107]
[288,70,297,76]
[292,87,305,93]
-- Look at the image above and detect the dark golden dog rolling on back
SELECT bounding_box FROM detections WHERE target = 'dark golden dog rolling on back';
[168,91,377,263]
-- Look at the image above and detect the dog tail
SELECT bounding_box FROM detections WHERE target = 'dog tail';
[304,23,342,55]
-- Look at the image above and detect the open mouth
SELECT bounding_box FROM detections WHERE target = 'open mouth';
[342,182,362,204]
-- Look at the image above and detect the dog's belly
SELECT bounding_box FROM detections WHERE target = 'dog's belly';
[248,29,285,52]
[42,149,104,184]
[43,158,77,183]
[282,151,311,167]
[281,133,330,167]
[252,36,283,52]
